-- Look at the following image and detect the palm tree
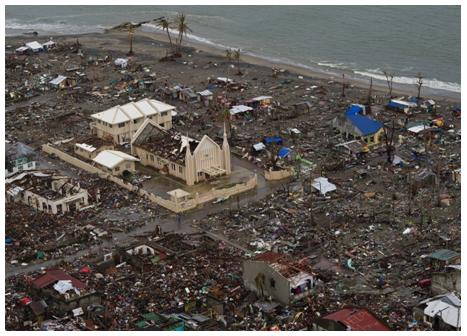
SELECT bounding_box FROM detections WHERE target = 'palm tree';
[127,26,134,56]
[175,13,192,55]
[225,48,232,62]
[233,49,242,75]
[157,18,173,52]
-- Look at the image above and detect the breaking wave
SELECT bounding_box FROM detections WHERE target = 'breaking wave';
[5,19,107,36]
[354,70,461,93]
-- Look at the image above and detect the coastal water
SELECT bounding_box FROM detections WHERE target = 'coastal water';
[6,5,460,96]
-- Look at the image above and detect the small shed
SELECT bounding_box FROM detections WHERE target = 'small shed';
[230,105,253,116]
[25,41,44,52]
[49,75,73,89]
[167,189,191,203]
[197,89,213,106]
[427,249,460,267]
[42,40,56,50]
[179,88,198,103]
[92,150,139,176]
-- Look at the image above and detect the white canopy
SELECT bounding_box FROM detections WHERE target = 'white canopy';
[312,177,336,195]
[230,105,253,115]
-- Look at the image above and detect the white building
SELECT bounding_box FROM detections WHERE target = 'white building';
[90,98,175,145]
[131,120,231,186]
[92,150,140,176]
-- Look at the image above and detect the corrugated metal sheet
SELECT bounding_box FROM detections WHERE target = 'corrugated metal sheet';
[32,269,86,290]
[324,308,390,331]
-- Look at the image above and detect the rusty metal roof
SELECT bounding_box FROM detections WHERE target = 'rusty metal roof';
[32,269,85,290]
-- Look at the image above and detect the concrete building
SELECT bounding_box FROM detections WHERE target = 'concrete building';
[332,104,383,147]
[6,171,89,214]
[92,150,139,176]
[242,252,317,305]
[31,269,100,314]
[414,292,461,330]
[431,265,461,295]
[90,98,175,145]
[131,120,231,186]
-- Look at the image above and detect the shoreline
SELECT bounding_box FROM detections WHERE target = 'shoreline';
[6,29,460,103]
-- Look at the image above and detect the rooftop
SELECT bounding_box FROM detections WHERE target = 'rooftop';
[324,307,390,331]
[93,150,139,169]
[428,249,460,261]
[344,104,383,136]
[90,98,175,125]
[32,269,86,290]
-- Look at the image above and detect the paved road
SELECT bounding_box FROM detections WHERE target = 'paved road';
[6,153,288,277]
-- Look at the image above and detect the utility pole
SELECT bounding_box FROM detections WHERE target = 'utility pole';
[309,169,315,225]
[341,73,346,97]
[367,77,373,114]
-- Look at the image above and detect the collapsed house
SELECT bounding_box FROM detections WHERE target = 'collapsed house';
[49,75,76,89]
[131,120,231,186]
[242,252,317,305]
[6,171,89,214]
[332,104,383,146]
[30,269,100,314]
[5,142,37,177]
[90,98,175,145]
[312,307,391,331]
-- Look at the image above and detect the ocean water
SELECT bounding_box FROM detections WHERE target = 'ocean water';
[6,5,461,96]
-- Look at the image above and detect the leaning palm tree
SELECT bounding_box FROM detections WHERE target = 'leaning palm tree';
[157,18,173,52]
[175,13,192,55]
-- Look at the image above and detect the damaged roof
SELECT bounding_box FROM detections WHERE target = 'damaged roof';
[324,307,390,331]
[32,269,86,290]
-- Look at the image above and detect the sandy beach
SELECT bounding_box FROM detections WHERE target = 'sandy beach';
[7,28,460,103]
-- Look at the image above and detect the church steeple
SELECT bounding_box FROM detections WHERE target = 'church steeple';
[222,122,231,174]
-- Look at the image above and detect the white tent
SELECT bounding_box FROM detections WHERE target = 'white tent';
[312,177,336,195]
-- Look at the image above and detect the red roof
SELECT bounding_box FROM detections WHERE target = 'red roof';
[324,307,390,331]
[253,251,283,263]
[32,269,86,290]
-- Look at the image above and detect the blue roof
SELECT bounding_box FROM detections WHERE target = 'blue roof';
[386,101,410,110]
[264,136,283,145]
[345,104,382,136]
[278,147,291,158]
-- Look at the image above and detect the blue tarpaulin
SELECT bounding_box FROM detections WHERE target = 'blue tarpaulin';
[345,104,382,136]
[278,147,291,158]
[264,136,283,145]
[5,237,13,245]
[386,101,410,110]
